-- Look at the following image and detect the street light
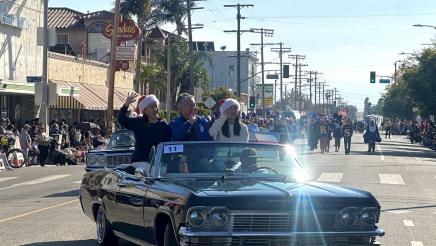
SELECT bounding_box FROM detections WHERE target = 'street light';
[413,24,436,29]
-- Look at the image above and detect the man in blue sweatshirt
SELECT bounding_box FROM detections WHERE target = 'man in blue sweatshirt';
[170,93,213,141]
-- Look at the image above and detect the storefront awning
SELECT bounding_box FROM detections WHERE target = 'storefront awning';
[50,80,133,110]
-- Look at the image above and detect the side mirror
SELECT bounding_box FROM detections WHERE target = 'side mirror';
[134,168,146,179]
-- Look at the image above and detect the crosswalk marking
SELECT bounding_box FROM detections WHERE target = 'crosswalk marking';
[403,220,414,227]
[0,174,71,191]
[73,180,82,184]
[316,173,343,183]
[387,210,412,214]
[379,174,405,185]
[376,144,384,160]
[0,177,18,183]
[411,241,423,246]
[415,157,422,163]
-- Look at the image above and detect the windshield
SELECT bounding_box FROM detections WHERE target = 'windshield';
[108,130,135,149]
[159,143,302,178]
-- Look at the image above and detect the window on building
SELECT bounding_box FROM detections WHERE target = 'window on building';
[56,34,69,44]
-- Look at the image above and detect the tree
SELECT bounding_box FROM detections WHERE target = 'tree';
[364,97,372,116]
[120,0,192,92]
[380,81,415,119]
[402,48,436,116]
[146,40,210,107]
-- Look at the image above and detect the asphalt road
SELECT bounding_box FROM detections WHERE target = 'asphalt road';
[0,133,435,246]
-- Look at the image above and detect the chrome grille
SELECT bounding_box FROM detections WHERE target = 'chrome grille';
[106,155,131,166]
[232,213,335,232]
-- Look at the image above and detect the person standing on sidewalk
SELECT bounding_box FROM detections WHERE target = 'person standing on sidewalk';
[20,124,32,165]
[342,118,354,155]
[36,126,52,167]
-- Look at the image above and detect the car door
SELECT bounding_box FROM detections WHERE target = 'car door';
[113,171,148,241]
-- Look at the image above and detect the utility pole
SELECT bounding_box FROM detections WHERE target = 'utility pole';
[187,0,204,94]
[313,72,318,112]
[298,63,308,113]
[41,0,49,129]
[106,0,121,137]
[250,28,274,116]
[289,54,305,110]
[166,35,172,122]
[224,3,254,97]
[271,43,291,110]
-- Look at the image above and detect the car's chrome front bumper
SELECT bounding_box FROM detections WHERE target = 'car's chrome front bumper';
[179,227,384,246]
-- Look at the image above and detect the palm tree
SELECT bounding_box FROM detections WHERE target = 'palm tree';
[120,0,192,93]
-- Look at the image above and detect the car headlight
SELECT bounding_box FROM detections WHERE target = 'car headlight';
[210,207,229,227]
[96,155,106,164]
[87,154,97,165]
[340,207,358,226]
[187,207,208,227]
[359,208,378,225]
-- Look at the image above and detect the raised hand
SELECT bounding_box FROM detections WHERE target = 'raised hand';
[124,92,138,107]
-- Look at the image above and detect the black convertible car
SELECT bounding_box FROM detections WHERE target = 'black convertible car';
[79,141,384,246]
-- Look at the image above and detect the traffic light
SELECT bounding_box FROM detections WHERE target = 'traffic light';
[249,96,256,109]
[283,65,289,78]
[370,71,376,83]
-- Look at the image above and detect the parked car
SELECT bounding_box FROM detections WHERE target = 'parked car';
[79,141,384,246]
[85,129,134,172]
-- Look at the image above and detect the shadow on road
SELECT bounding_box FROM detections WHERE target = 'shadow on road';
[21,239,135,246]
[21,240,96,246]
[45,189,79,198]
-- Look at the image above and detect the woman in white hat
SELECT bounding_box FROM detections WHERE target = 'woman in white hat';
[118,92,171,162]
[209,98,248,142]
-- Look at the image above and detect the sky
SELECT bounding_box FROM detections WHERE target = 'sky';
[49,0,436,110]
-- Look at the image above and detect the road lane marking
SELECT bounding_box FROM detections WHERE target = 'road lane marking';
[0,199,77,224]
[316,173,343,183]
[403,220,414,227]
[387,210,412,214]
[0,174,71,191]
[411,241,423,246]
[376,144,384,160]
[0,177,18,183]
[379,174,405,185]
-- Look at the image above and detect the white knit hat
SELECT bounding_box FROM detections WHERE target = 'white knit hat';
[138,94,159,113]
[220,98,240,114]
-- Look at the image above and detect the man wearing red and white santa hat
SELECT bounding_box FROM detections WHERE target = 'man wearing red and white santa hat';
[118,93,171,162]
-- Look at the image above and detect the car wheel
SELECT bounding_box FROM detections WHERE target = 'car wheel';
[163,223,178,246]
[96,206,118,246]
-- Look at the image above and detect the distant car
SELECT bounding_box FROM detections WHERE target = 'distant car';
[79,141,384,246]
[85,129,134,172]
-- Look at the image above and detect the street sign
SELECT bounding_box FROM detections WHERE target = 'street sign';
[379,79,391,83]
[102,16,140,41]
[266,74,279,80]
[27,76,42,83]
[116,46,135,61]
[204,97,216,109]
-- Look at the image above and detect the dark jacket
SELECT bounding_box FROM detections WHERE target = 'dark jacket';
[342,124,354,138]
[170,115,213,141]
[118,106,171,162]
[364,125,380,142]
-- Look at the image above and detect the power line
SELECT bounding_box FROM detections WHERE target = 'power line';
[223,3,254,97]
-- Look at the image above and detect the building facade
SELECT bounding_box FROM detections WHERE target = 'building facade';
[202,50,259,105]
[0,0,43,123]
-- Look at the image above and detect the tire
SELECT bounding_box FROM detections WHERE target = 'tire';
[7,149,26,168]
[96,206,118,246]
[163,223,178,246]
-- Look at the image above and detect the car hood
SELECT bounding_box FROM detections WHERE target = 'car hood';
[172,179,379,209]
